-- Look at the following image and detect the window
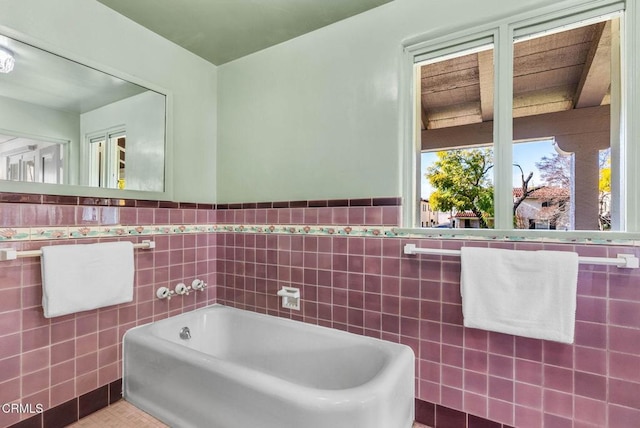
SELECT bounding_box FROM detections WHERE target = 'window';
[403,0,635,235]
[512,17,619,231]
[420,43,496,229]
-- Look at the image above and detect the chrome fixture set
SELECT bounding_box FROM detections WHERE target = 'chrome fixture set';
[156,279,207,300]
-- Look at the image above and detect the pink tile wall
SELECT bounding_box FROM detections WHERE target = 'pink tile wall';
[3,198,639,428]
[215,206,401,226]
[216,232,640,428]
[0,203,217,428]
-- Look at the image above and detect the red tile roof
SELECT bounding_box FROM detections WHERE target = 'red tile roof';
[513,186,570,199]
[453,211,480,218]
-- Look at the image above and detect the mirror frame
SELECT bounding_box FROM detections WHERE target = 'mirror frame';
[0,26,173,201]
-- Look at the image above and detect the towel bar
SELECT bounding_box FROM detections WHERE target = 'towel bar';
[403,243,640,269]
[0,240,155,261]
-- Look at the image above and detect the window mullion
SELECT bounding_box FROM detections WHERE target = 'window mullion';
[493,24,514,230]
[624,0,639,232]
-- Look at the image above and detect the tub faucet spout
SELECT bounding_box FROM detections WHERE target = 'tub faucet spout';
[179,326,191,340]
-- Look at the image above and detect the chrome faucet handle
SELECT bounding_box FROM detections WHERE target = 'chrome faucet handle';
[156,287,172,300]
[175,283,189,295]
[191,279,206,291]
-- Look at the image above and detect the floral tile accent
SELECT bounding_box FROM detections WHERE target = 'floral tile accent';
[0,228,30,241]
[151,225,173,235]
[172,225,196,234]
[69,226,101,239]
[30,227,69,240]
[385,228,400,237]
[127,225,153,236]
[193,225,209,233]
[100,227,129,237]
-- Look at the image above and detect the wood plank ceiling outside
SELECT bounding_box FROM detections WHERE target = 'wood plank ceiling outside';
[420,21,612,132]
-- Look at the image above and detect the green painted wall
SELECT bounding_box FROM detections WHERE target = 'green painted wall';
[216,0,575,204]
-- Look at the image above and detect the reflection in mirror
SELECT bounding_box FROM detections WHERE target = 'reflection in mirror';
[0,132,65,184]
[87,129,126,189]
[0,33,166,194]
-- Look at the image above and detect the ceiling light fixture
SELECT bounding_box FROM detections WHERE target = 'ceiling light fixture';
[0,47,15,74]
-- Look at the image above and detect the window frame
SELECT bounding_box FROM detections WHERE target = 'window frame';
[400,0,640,240]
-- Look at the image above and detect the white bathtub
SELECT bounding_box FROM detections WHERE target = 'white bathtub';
[123,304,414,428]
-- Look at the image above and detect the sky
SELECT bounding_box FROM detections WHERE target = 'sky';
[421,139,558,199]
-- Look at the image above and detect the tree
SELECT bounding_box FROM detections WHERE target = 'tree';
[426,148,543,229]
[513,164,542,215]
[535,152,571,187]
[426,148,494,228]
[535,149,612,230]
[599,149,611,229]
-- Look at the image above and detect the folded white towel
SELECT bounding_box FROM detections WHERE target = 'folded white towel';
[41,241,134,318]
[460,247,579,344]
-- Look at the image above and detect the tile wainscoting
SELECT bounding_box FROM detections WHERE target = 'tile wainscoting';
[1,196,639,427]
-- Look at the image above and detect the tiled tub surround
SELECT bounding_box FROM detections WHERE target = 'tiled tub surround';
[0,196,401,428]
[216,232,640,428]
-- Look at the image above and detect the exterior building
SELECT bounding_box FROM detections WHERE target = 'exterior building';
[514,187,571,230]
[451,211,484,229]
[447,186,571,229]
[419,199,449,227]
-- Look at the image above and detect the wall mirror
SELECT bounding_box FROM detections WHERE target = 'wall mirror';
[0,32,168,199]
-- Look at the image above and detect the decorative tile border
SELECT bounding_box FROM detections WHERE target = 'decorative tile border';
[0,224,398,243]
[0,223,639,247]
[219,224,395,237]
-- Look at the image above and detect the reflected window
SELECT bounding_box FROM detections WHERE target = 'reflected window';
[0,132,65,184]
[88,128,126,189]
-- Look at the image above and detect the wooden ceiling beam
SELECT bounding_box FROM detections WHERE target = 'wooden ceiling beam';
[422,104,610,151]
[574,21,611,108]
[477,50,494,121]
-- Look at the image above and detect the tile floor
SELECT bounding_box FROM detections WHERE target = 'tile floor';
[68,401,167,427]
[68,400,431,427]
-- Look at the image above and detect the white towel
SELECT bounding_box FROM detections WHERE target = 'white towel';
[460,247,579,344]
[41,241,134,318]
